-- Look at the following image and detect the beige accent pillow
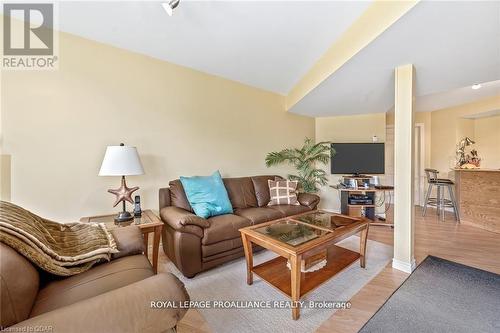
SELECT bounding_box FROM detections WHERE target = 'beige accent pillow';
[267,179,300,206]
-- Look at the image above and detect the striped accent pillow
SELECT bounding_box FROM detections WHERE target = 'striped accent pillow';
[267,179,300,206]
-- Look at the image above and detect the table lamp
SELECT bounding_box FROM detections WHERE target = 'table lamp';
[99,143,145,222]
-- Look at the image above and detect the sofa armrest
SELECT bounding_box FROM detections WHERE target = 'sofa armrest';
[298,193,320,209]
[110,226,145,260]
[160,206,209,237]
[159,187,171,210]
[12,273,189,333]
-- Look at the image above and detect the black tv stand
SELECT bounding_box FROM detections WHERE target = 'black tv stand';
[346,174,371,178]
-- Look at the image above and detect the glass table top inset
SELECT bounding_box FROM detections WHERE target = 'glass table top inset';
[293,211,360,231]
[83,210,162,230]
[253,220,331,247]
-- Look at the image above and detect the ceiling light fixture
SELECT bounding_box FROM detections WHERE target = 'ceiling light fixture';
[472,84,482,90]
[162,0,180,16]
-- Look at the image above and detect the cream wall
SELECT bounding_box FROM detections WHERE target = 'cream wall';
[387,111,432,169]
[417,112,432,169]
[429,95,500,177]
[315,113,386,212]
[474,115,500,169]
[312,96,500,214]
[386,96,500,179]
[0,70,7,201]
[1,32,314,221]
[0,155,11,201]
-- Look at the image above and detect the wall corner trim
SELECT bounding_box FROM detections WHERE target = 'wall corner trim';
[392,258,416,274]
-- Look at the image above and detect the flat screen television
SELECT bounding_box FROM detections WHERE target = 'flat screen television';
[331,143,385,175]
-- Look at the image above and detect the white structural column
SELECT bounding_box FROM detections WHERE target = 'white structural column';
[392,64,416,273]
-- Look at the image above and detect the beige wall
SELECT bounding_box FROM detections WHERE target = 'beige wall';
[0,155,11,201]
[386,111,431,169]
[386,96,500,180]
[415,112,432,169]
[1,32,314,221]
[315,113,386,211]
[430,95,500,177]
[474,115,500,169]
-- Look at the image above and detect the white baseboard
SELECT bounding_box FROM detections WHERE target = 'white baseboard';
[392,258,416,273]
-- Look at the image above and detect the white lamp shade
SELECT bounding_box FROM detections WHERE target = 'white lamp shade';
[98,145,145,176]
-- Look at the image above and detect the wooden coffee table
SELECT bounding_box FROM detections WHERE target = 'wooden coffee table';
[239,210,369,320]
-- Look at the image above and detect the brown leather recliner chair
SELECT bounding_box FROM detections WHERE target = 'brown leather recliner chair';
[0,225,189,333]
[159,175,320,278]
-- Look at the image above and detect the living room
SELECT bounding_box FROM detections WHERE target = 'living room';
[1,1,499,333]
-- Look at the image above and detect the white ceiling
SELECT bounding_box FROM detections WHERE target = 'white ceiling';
[54,0,371,95]
[416,80,500,113]
[5,1,499,116]
[290,1,500,116]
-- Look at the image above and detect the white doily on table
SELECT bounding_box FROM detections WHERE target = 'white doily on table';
[286,259,327,273]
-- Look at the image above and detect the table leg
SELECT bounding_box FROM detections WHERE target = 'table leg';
[436,186,441,216]
[152,226,162,274]
[143,232,149,258]
[290,254,302,320]
[241,233,253,285]
[360,225,369,268]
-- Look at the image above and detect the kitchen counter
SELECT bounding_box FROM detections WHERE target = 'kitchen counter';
[453,168,500,172]
[454,169,500,233]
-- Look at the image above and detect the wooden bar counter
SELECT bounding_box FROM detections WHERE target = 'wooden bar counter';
[454,169,500,233]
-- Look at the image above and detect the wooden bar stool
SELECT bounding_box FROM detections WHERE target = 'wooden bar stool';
[422,169,460,221]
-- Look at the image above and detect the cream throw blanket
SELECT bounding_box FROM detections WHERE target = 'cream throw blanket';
[0,201,118,276]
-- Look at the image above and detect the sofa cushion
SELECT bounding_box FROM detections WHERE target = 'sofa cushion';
[268,179,300,206]
[110,226,145,260]
[30,255,153,317]
[180,171,233,218]
[268,204,310,217]
[223,177,258,209]
[0,243,39,328]
[234,207,284,225]
[202,214,251,245]
[251,175,282,207]
[169,180,193,212]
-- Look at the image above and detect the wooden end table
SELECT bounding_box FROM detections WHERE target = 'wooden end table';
[239,210,369,320]
[80,210,163,273]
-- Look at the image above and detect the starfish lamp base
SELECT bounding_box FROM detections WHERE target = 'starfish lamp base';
[115,209,134,223]
[107,175,139,223]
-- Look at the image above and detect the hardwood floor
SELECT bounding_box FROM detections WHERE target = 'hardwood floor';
[156,206,500,333]
[317,206,500,333]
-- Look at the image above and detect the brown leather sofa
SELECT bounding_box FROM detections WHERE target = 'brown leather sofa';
[159,175,320,278]
[1,225,189,333]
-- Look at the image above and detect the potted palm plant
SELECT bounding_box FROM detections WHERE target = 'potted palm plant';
[265,138,335,193]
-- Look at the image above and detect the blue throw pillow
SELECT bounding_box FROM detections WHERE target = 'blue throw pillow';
[180,171,233,219]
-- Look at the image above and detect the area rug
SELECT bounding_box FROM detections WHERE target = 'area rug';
[359,256,500,333]
[166,236,392,333]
